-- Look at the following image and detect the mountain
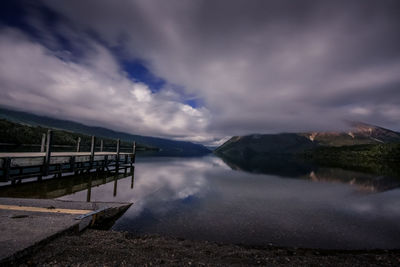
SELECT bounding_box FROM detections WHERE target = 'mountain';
[215,123,400,181]
[0,107,210,156]
[301,122,400,146]
[216,122,400,158]
[215,133,316,159]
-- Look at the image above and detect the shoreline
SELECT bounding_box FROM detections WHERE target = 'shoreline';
[15,229,400,266]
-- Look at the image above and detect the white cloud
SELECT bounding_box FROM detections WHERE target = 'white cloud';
[130,83,152,102]
[0,28,212,142]
[350,107,371,116]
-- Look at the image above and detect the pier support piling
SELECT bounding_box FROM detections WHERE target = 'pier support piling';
[116,139,121,173]
[76,137,81,152]
[43,130,53,176]
[89,136,96,171]
[40,133,46,153]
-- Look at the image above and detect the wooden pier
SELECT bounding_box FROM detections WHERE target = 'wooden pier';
[0,130,136,183]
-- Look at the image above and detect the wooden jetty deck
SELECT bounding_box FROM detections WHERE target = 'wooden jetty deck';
[0,130,136,182]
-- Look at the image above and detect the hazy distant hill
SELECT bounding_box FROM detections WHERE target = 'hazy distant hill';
[0,119,141,152]
[0,107,210,156]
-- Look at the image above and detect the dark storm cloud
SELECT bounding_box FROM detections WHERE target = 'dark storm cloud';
[1,0,400,144]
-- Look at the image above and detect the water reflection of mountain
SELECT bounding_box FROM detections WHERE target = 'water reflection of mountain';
[0,167,134,200]
[220,154,315,177]
[218,154,400,192]
[306,169,400,192]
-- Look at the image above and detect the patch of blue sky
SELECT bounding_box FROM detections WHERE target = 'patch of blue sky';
[0,1,32,31]
[165,84,204,108]
[184,98,203,109]
[122,60,166,93]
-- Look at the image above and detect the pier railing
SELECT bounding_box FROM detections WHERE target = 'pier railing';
[0,130,136,183]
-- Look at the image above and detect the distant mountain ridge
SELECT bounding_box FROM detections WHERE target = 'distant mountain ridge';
[215,133,316,158]
[302,122,400,146]
[215,122,400,180]
[0,107,210,156]
[215,122,400,158]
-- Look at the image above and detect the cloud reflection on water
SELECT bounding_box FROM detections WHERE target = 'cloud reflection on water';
[59,156,400,249]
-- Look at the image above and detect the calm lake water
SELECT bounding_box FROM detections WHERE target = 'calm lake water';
[2,155,400,249]
[55,155,400,249]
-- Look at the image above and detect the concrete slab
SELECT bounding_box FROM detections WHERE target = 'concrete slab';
[0,197,132,263]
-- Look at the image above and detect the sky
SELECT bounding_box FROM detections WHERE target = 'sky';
[0,0,399,145]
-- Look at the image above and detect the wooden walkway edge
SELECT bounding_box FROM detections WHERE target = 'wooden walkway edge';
[0,130,136,183]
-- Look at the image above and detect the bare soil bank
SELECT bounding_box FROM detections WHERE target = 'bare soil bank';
[16,229,400,266]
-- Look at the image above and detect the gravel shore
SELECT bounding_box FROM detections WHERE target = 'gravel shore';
[16,229,400,266]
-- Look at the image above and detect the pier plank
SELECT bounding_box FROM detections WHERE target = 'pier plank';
[74,155,91,163]
[11,157,44,167]
[50,156,70,165]
[0,204,91,214]
[93,155,105,161]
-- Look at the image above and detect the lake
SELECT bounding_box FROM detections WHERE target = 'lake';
[2,155,400,249]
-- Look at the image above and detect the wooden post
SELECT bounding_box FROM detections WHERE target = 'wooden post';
[100,140,104,152]
[40,133,46,152]
[57,164,62,178]
[113,174,118,197]
[89,136,96,171]
[70,156,75,172]
[116,139,120,172]
[132,141,136,164]
[131,166,135,189]
[76,137,81,152]
[43,130,53,176]
[38,131,44,177]
[86,176,92,202]
[103,155,108,172]
[4,157,11,181]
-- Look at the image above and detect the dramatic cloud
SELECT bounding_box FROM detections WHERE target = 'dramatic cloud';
[1,0,400,143]
[0,28,211,142]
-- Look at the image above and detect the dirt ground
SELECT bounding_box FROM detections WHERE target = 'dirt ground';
[14,229,400,266]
